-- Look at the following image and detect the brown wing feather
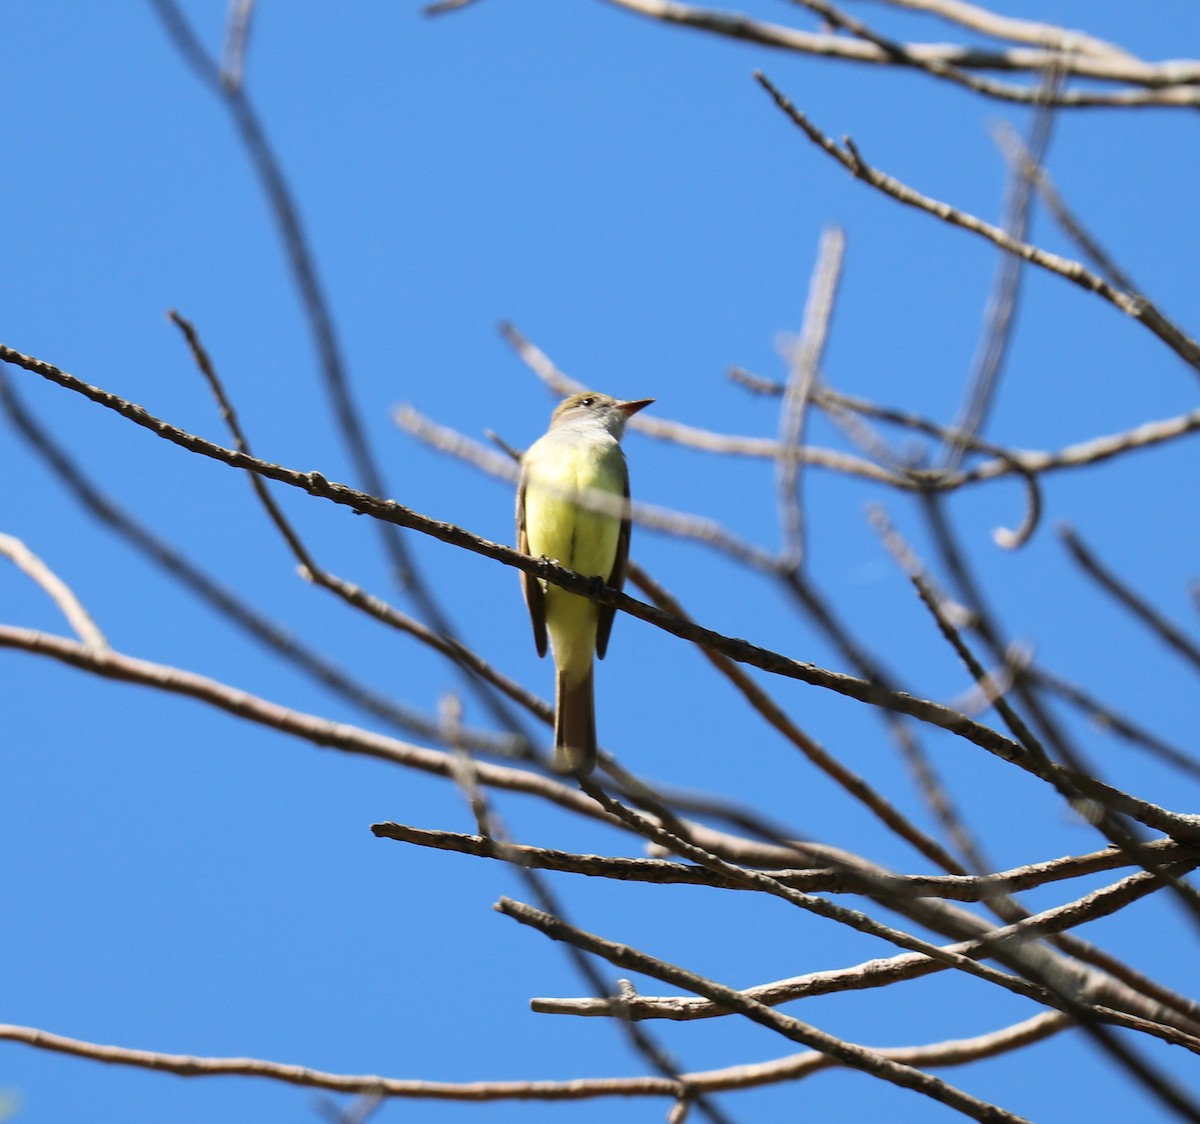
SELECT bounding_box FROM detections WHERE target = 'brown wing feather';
[516,477,548,658]
[595,472,630,660]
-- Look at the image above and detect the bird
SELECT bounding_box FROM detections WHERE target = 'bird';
[516,391,653,774]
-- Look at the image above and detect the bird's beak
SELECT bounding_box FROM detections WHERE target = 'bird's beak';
[616,398,655,417]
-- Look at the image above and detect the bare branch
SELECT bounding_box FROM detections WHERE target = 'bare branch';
[0,533,107,650]
[0,1013,1075,1100]
[220,0,256,90]
[786,0,1069,106]
[148,1,528,743]
[873,0,1136,60]
[499,896,1035,1124]
[777,225,845,567]
[810,384,1200,494]
[509,327,1200,501]
[438,714,733,1124]
[0,371,486,749]
[629,563,969,874]
[601,0,1200,107]
[167,312,540,743]
[498,322,912,489]
[1061,525,1200,675]
[372,820,1198,903]
[943,60,1060,470]
[535,858,1200,1033]
[0,625,606,824]
[148,0,411,583]
[1031,666,1200,782]
[991,119,1142,294]
[949,407,1200,487]
[0,1020,683,1101]
[753,72,1200,376]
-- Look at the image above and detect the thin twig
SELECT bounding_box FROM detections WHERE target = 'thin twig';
[577,779,1200,1060]
[754,72,1200,376]
[0,371,511,752]
[991,119,1142,294]
[508,326,1200,497]
[1031,666,1200,782]
[943,59,1061,469]
[905,500,1200,924]
[601,0,1200,107]
[440,716,732,1124]
[0,623,860,872]
[0,534,108,650]
[777,225,845,567]
[498,322,911,488]
[534,859,1200,1036]
[1061,525,1200,675]
[499,897,1034,1124]
[167,312,541,747]
[629,562,968,875]
[786,0,1065,108]
[874,0,1136,60]
[219,0,256,90]
[149,0,523,739]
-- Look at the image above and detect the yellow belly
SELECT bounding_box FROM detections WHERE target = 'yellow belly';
[523,439,625,680]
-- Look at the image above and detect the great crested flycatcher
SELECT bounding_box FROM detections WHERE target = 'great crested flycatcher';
[517,391,653,774]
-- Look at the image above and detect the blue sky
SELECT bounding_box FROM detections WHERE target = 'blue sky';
[2,2,1199,1121]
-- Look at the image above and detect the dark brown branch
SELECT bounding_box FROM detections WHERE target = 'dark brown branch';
[913,499,1200,924]
[574,779,1200,1065]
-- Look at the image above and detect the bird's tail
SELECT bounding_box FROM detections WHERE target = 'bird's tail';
[554,666,596,775]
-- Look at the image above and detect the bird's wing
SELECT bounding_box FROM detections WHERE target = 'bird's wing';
[595,471,630,661]
[516,474,548,658]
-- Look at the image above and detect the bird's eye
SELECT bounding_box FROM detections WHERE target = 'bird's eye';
[580,396,596,407]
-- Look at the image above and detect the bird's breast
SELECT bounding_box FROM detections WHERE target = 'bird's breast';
[522,435,626,578]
